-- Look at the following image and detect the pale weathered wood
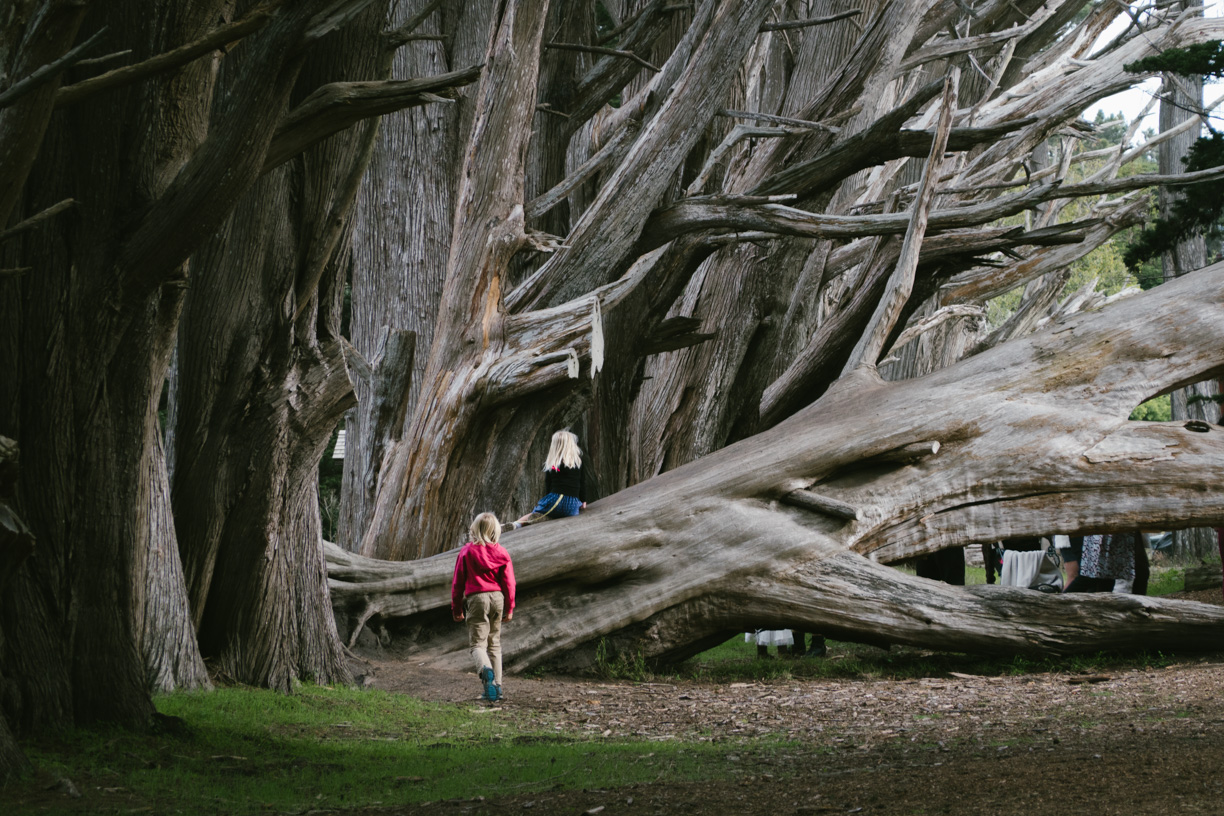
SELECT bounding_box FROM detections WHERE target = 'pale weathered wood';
[359,0,554,560]
[262,67,482,173]
[866,440,941,465]
[506,0,779,312]
[1185,564,1223,592]
[781,489,860,521]
[843,68,959,375]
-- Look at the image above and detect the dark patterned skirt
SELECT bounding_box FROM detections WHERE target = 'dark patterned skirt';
[531,493,582,518]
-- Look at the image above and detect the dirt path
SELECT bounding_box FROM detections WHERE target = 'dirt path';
[364,589,1224,815]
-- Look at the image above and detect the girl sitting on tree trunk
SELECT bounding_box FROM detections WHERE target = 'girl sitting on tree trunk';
[506,429,589,530]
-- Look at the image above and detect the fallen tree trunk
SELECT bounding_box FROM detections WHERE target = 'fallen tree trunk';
[327,263,1224,670]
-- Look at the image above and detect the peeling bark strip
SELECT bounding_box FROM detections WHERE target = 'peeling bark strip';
[331,264,1224,669]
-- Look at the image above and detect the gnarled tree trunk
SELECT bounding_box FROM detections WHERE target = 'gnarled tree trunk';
[169,2,402,691]
[346,0,1224,572]
[1,0,429,734]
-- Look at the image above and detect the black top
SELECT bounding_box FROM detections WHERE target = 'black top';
[544,464,588,502]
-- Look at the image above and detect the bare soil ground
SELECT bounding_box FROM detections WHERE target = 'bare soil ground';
[362,588,1224,816]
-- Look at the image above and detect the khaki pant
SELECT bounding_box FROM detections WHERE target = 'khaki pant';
[464,591,504,685]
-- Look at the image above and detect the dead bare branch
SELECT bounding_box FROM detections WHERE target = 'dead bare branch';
[545,42,661,73]
[900,0,1059,71]
[843,68,959,375]
[306,0,381,42]
[55,4,281,107]
[73,49,133,70]
[262,66,482,173]
[719,108,839,133]
[507,0,778,313]
[880,305,986,364]
[0,199,75,245]
[759,10,862,31]
[527,120,639,219]
[383,0,444,49]
[0,28,106,110]
[597,1,691,45]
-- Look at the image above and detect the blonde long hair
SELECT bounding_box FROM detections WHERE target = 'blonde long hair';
[469,512,501,544]
[543,429,582,471]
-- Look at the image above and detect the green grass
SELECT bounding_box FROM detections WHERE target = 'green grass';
[9,685,753,815]
[1147,565,1186,596]
[665,636,1174,685]
[7,561,1207,814]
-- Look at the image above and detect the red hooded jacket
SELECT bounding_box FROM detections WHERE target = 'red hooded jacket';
[451,541,516,618]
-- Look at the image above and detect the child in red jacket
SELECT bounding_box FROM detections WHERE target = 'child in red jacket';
[451,513,516,702]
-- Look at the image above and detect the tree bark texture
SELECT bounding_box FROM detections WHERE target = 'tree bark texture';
[358,0,781,560]
[1154,15,1220,561]
[171,3,398,689]
[1,0,401,731]
[342,0,499,554]
[330,265,1224,668]
[0,437,33,781]
[0,0,239,733]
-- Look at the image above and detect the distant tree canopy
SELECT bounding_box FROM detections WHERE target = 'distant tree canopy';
[1124,41,1224,269]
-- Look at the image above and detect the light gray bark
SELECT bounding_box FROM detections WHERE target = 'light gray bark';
[342,0,497,554]
[1155,14,1220,561]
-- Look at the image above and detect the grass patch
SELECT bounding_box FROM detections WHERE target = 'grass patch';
[8,685,746,815]
[668,635,1175,684]
[1147,565,1186,596]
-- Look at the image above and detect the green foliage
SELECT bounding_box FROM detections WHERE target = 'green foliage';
[10,685,732,814]
[1125,40,1224,78]
[1147,566,1186,597]
[1065,237,1138,297]
[1085,109,1130,152]
[986,110,1152,328]
[1129,394,1171,421]
[594,1,617,40]
[985,286,1023,329]
[1131,252,1165,289]
[1121,42,1224,269]
[1123,130,1224,267]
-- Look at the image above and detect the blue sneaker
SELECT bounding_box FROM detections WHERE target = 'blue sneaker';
[479,667,495,699]
[486,684,502,703]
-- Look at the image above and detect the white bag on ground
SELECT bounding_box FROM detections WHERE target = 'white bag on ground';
[1001,548,1063,592]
